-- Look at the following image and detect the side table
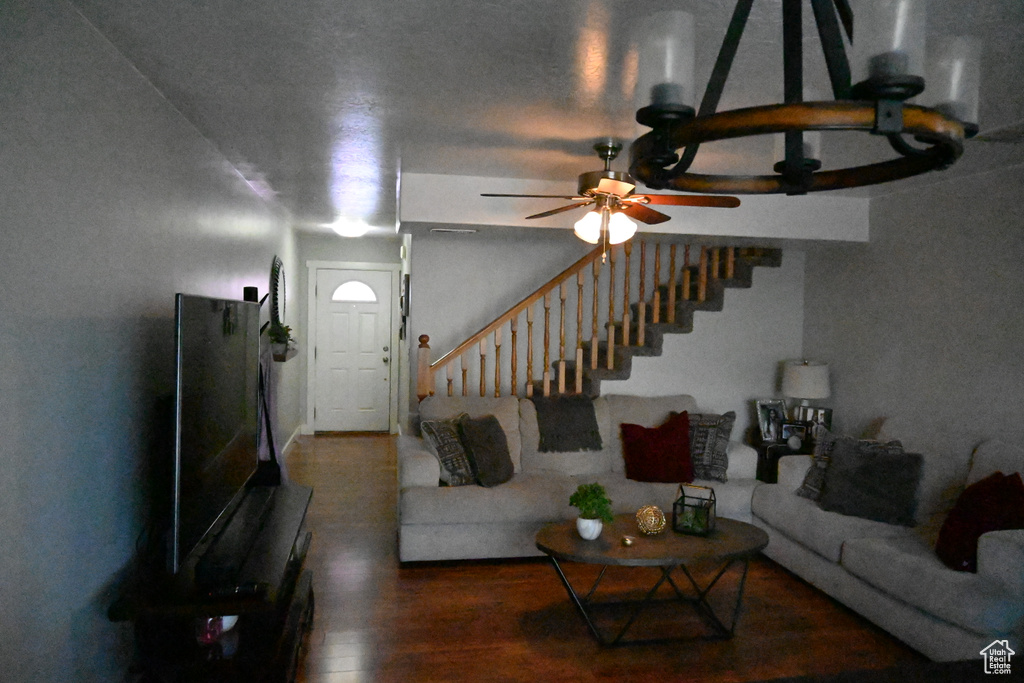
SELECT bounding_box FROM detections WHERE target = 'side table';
[756,442,812,483]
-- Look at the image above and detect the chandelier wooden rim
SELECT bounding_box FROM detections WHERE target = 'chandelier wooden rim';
[630,101,966,194]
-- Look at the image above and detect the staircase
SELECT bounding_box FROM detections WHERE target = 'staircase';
[416,241,782,401]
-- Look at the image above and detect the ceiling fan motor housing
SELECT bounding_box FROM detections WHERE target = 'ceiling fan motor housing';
[578,170,634,197]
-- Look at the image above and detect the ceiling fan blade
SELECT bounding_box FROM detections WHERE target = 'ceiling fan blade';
[481,193,586,200]
[525,201,593,220]
[619,203,670,225]
[596,177,636,196]
[635,194,741,208]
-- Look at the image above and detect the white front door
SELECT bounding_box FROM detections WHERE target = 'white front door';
[313,268,393,431]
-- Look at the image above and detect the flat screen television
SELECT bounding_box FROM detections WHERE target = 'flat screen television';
[171,293,261,574]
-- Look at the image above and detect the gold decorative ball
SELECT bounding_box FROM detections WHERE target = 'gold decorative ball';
[635,505,666,535]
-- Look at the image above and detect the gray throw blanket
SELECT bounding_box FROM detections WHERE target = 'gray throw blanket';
[531,395,603,452]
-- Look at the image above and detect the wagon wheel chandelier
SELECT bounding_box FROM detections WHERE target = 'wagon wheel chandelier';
[628,0,980,196]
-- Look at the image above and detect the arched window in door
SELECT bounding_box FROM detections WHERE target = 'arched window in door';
[331,280,377,303]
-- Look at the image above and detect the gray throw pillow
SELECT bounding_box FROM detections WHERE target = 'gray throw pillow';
[458,414,514,487]
[819,440,922,526]
[421,414,474,486]
[688,411,735,482]
[796,426,839,500]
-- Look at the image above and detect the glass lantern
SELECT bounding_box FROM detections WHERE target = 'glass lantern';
[672,484,716,536]
[849,0,928,100]
[923,35,981,135]
[634,11,696,125]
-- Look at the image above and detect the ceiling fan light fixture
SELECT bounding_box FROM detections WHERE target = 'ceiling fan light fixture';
[607,211,638,245]
[573,210,602,244]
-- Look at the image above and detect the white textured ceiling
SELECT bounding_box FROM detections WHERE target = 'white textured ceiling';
[70,0,1024,235]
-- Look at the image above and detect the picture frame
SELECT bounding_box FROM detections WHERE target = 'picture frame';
[780,421,808,442]
[755,399,788,443]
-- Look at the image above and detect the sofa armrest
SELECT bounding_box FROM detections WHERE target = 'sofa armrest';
[397,436,440,489]
[978,528,1024,596]
[726,441,757,479]
[777,454,813,491]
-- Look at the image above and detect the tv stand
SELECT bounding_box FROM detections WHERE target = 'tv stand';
[111,481,314,682]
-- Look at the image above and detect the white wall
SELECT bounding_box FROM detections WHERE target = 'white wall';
[0,2,296,679]
[603,251,805,437]
[803,164,1024,462]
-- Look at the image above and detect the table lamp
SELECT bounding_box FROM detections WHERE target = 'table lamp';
[781,359,830,424]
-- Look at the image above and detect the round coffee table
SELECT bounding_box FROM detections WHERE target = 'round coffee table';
[535,514,768,646]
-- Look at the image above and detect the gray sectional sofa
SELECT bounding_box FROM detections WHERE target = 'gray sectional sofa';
[398,394,758,562]
[751,439,1024,662]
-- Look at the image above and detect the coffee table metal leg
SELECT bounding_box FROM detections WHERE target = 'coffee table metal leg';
[546,555,753,646]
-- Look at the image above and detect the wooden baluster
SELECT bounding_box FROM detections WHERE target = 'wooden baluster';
[558,283,567,394]
[493,328,501,397]
[667,244,677,324]
[712,247,721,280]
[682,245,691,301]
[698,246,708,302]
[591,258,600,370]
[606,246,616,370]
[637,241,647,347]
[446,363,454,397]
[726,246,735,279]
[510,317,518,398]
[652,243,662,323]
[417,335,432,400]
[461,355,468,396]
[575,271,584,394]
[622,241,631,346]
[543,292,552,397]
[526,304,535,397]
[479,337,487,397]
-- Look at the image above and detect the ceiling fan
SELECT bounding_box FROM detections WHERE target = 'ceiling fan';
[481,140,740,246]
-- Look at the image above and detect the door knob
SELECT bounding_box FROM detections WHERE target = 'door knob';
[382,357,389,364]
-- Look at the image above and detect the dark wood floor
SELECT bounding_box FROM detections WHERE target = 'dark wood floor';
[286,433,926,683]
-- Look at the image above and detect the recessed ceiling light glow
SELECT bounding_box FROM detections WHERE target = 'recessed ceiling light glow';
[331,218,371,237]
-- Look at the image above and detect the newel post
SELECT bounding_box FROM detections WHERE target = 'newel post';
[417,335,432,401]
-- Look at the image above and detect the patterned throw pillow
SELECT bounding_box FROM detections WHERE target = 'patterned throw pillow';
[688,411,735,482]
[796,425,839,500]
[420,414,475,486]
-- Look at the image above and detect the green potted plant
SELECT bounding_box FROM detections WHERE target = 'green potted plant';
[569,482,613,540]
[267,323,297,362]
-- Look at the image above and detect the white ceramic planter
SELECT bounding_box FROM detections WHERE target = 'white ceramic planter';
[576,517,603,540]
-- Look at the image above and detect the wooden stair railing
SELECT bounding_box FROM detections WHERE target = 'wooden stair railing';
[417,242,781,401]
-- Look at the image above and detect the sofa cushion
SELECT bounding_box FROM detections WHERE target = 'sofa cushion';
[400,472,571,525]
[519,397,613,476]
[795,426,839,501]
[688,411,734,483]
[620,411,693,483]
[420,396,522,471]
[752,483,915,563]
[842,535,1024,634]
[530,395,602,452]
[968,439,1024,485]
[819,443,922,527]
[605,395,699,474]
[458,414,514,488]
[935,471,1024,572]
[420,414,474,486]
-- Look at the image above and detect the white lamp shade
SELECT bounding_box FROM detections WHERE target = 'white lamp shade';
[923,35,981,126]
[849,0,928,85]
[607,212,637,244]
[781,360,830,400]
[635,11,696,110]
[573,210,601,244]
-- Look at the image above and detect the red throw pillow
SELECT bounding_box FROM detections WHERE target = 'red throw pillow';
[935,471,1024,572]
[620,411,694,483]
